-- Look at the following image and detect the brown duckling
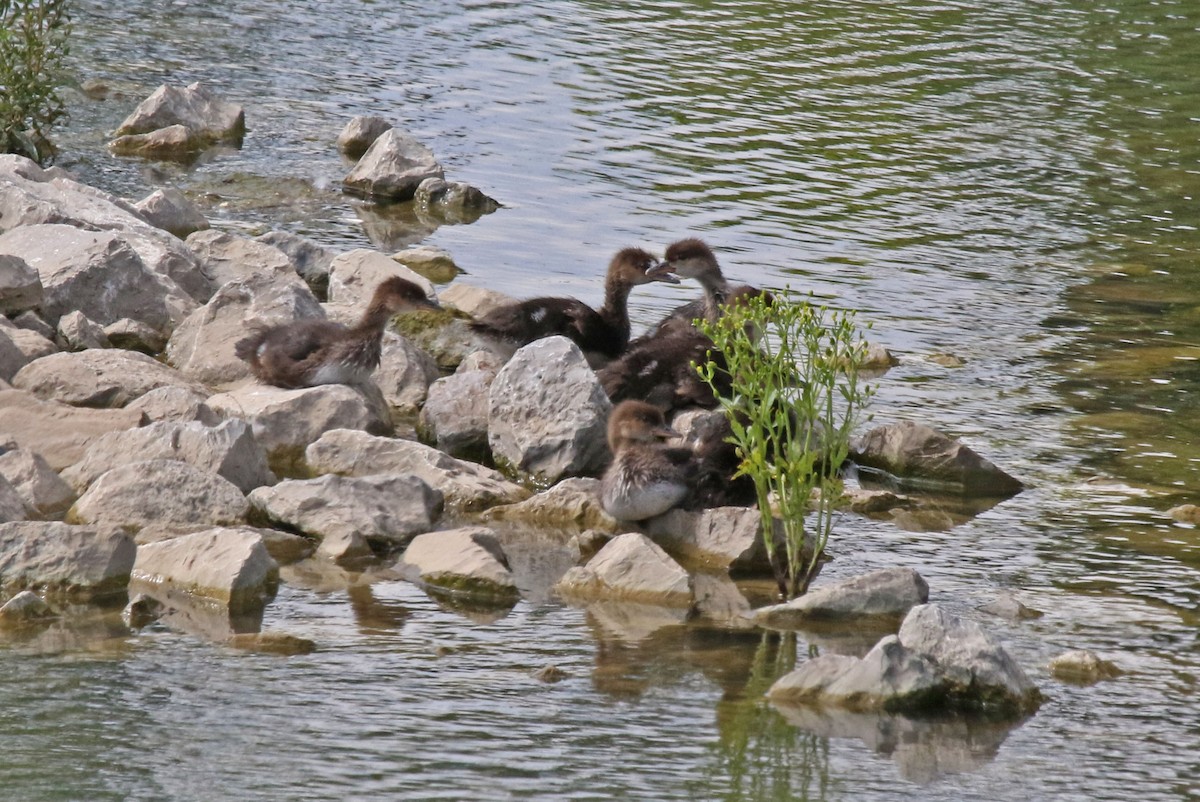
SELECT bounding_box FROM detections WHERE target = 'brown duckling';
[650,238,762,338]
[600,400,694,522]
[597,285,771,414]
[468,247,679,366]
[234,276,438,389]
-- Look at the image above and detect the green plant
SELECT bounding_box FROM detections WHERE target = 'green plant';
[0,0,71,163]
[697,289,873,600]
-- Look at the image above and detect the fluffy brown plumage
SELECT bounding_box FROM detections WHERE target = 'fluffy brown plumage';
[597,285,771,414]
[599,400,694,521]
[468,247,679,366]
[234,276,438,389]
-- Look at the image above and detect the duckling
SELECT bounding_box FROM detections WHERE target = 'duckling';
[234,276,438,389]
[468,247,679,367]
[647,237,759,333]
[600,400,694,522]
[598,285,771,414]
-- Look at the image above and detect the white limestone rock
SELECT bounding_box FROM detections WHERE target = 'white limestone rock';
[68,459,249,538]
[304,428,527,513]
[0,521,135,598]
[165,270,324,386]
[0,388,146,470]
[399,526,518,601]
[133,186,210,239]
[112,82,245,144]
[12,349,204,408]
[62,419,274,494]
[755,568,930,628]
[337,115,392,159]
[418,353,497,460]
[0,224,197,331]
[643,506,778,574]
[125,386,220,425]
[769,603,1042,717]
[205,384,390,472]
[326,247,434,308]
[0,445,75,517]
[482,478,618,533]
[249,473,441,562]
[376,331,440,415]
[0,252,42,315]
[0,474,30,522]
[56,310,111,351]
[342,128,444,201]
[555,532,692,607]
[487,336,611,485]
[184,228,293,291]
[131,526,278,612]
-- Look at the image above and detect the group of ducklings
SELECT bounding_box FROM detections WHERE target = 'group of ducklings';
[235,238,761,523]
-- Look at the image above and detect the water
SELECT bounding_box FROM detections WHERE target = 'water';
[4,0,1200,799]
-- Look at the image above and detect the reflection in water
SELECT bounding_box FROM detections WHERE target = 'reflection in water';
[771,702,1021,786]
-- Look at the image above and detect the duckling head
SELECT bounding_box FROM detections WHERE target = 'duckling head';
[372,276,441,314]
[607,399,678,451]
[662,238,722,283]
[609,246,680,286]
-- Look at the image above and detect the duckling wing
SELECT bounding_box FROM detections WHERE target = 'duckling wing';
[264,320,347,364]
[469,298,580,346]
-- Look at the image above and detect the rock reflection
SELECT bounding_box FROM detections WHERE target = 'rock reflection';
[283,560,412,635]
[0,599,133,656]
[420,585,517,625]
[770,702,1024,784]
[852,475,1011,532]
[128,581,266,642]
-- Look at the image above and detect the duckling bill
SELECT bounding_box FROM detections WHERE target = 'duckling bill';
[234,276,438,389]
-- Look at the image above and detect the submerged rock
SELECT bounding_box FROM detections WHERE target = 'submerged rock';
[1049,649,1122,685]
[851,420,1024,497]
[0,590,54,627]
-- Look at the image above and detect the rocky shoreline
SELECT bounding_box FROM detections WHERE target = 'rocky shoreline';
[0,83,1119,749]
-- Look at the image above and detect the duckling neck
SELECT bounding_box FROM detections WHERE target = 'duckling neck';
[598,275,634,339]
[352,302,398,338]
[700,276,731,322]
